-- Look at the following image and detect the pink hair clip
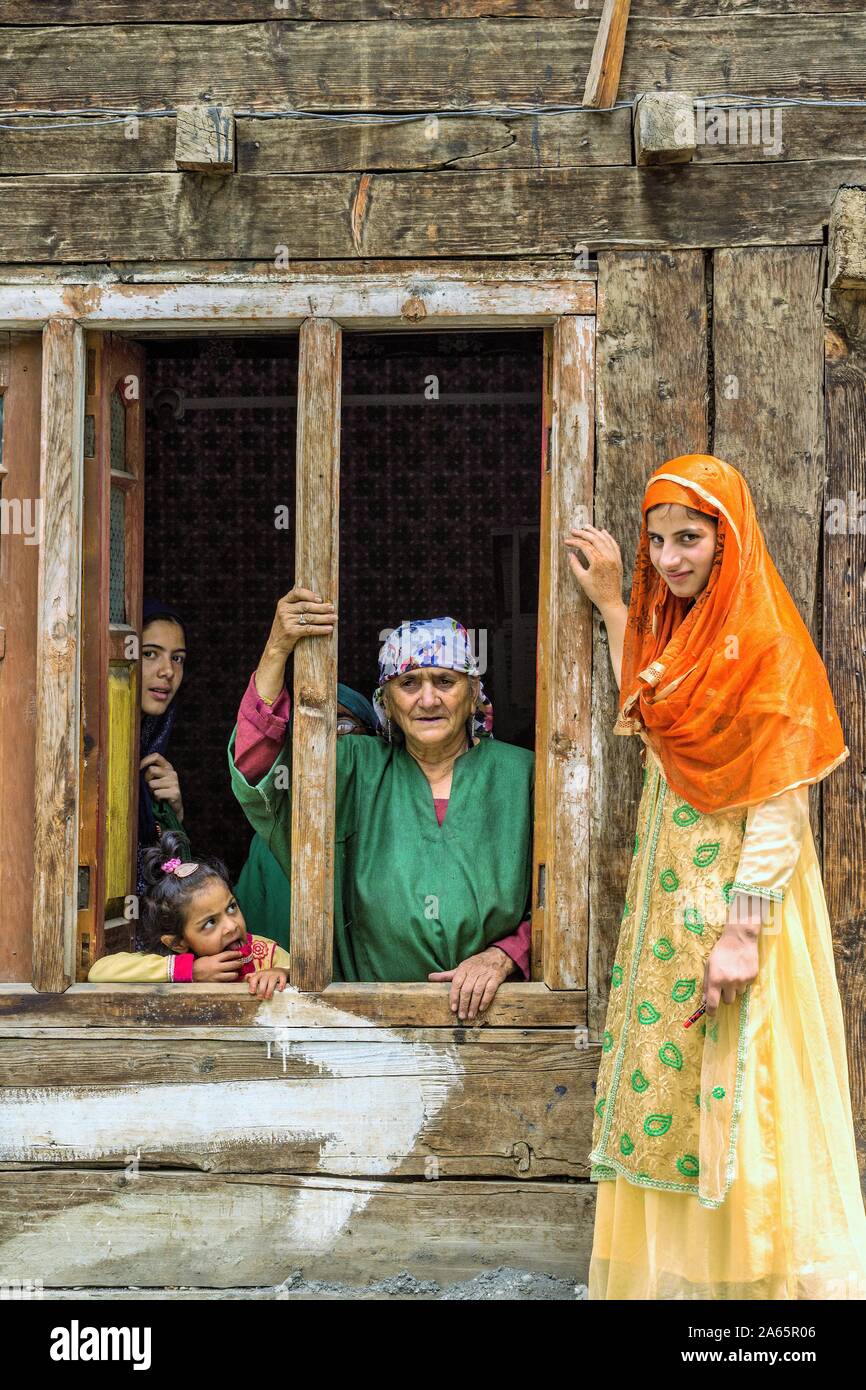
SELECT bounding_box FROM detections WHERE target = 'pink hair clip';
[160,858,199,878]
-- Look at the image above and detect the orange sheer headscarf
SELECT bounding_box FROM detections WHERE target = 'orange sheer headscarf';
[614,454,848,812]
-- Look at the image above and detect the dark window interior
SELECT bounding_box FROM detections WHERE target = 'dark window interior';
[144,330,541,881]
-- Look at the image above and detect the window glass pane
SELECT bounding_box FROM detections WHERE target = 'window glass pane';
[109,486,126,623]
[110,388,126,472]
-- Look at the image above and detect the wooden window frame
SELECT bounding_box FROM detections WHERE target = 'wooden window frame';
[0,274,595,1027]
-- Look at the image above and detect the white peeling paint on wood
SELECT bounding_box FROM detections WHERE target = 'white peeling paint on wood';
[0,278,595,331]
[0,993,463,1257]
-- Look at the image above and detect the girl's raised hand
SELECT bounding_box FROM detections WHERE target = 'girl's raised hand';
[563,526,624,613]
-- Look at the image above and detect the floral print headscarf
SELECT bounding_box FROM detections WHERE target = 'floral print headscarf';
[373,617,493,743]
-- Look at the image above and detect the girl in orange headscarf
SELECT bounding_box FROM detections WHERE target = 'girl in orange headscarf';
[567,453,866,1300]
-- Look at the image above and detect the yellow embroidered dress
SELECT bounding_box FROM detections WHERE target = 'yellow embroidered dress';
[589,453,866,1300]
[589,743,866,1298]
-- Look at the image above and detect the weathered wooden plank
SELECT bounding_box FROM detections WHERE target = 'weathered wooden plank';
[713,247,824,637]
[538,317,594,991]
[0,1037,596,1177]
[589,250,709,1038]
[0,981,587,1027]
[5,104,866,178]
[239,110,632,173]
[1,161,863,262]
[583,0,632,110]
[0,278,595,330]
[0,259,595,285]
[3,2,861,21]
[0,1171,596,1288]
[713,246,826,855]
[1,1,860,20]
[31,320,86,993]
[0,333,41,984]
[823,289,866,1179]
[291,319,340,993]
[4,18,866,109]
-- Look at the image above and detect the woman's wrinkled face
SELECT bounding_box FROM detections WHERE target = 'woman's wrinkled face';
[645,503,717,600]
[385,668,478,750]
[141,619,186,717]
[162,877,248,958]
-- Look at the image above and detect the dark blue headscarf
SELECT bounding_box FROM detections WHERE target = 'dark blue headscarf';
[137,599,186,893]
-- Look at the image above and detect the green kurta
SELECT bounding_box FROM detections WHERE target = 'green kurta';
[234,833,292,953]
[228,728,534,982]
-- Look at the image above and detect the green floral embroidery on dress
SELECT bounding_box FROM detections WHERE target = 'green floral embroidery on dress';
[676,1154,700,1177]
[644,1113,673,1137]
[693,842,720,868]
[637,1001,661,1025]
[671,978,696,1003]
[611,964,623,988]
[595,1096,606,1117]
[673,803,700,828]
[602,1030,614,1052]
[631,1069,650,1093]
[620,900,631,921]
[652,937,675,961]
[721,880,736,905]
[620,1133,635,1156]
[660,868,679,892]
[683,906,704,935]
[694,1091,701,1107]
[633,832,640,857]
[712,1086,726,1100]
[658,1041,683,1070]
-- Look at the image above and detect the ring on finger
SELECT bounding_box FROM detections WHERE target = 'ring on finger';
[297,614,307,626]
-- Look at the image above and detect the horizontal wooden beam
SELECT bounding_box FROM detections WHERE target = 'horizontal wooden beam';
[0,159,860,264]
[3,2,859,21]
[0,982,588,1028]
[0,1171,596,1289]
[0,1032,596,1177]
[3,17,865,109]
[0,276,596,330]
[4,105,866,177]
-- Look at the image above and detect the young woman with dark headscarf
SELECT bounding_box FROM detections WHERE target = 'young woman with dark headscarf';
[136,599,187,896]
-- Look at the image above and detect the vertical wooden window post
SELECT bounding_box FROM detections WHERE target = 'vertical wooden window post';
[32,318,85,992]
[534,315,595,991]
[290,318,341,993]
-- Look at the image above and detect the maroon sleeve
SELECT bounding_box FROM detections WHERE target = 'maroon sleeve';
[234,672,292,783]
[491,918,531,981]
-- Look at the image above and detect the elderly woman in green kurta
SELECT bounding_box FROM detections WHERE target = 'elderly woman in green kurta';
[229,589,534,1018]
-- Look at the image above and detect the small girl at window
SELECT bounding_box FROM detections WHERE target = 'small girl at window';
[88,831,290,998]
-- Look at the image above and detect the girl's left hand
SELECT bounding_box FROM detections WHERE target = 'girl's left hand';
[703,906,761,1016]
[248,968,288,1000]
[141,753,183,819]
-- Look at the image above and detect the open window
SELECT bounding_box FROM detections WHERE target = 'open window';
[77,333,146,976]
[11,276,595,1024]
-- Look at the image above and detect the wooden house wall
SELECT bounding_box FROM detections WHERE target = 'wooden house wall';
[0,2,863,1291]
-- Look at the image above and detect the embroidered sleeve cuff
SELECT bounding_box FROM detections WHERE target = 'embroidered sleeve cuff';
[730,880,785,903]
[733,784,808,901]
